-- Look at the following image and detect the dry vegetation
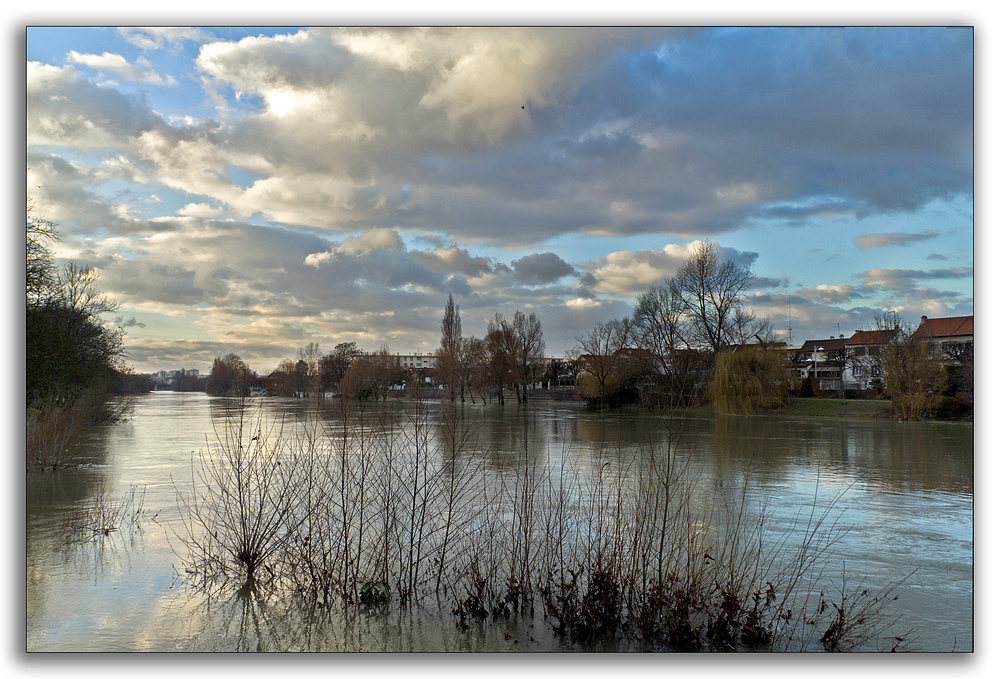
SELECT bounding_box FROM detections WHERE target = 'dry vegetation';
[173,397,911,652]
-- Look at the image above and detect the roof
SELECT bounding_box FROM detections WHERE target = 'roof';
[799,338,846,353]
[845,329,899,346]
[612,347,656,360]
[912,315,973,340]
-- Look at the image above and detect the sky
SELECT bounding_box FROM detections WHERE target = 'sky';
[25,23,975,375]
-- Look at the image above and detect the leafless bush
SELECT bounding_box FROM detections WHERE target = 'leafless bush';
[174,398,303,586]
[173,398,912,651]
[64,483,147,540]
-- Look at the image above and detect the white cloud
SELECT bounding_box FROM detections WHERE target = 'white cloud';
[798,283,855,304]
[566,297,601,310]
[588,241,758,297]
[178,203,223,218]
[118,27,213,51]
[412,245,493,277]
[306,228,405,267]
[854,230,938,250]
[67,51,177,85]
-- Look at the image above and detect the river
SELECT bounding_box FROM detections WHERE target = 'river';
[25,391,973,652]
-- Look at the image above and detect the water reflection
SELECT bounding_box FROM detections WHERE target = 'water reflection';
[26,393,972,652]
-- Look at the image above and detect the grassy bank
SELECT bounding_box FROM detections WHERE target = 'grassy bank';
[783,397,892,419]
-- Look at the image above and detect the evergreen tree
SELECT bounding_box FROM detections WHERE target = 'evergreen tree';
[438,295,463,400]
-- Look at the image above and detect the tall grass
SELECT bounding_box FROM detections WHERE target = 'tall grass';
[174,397,911,652]
[27,391,135,469]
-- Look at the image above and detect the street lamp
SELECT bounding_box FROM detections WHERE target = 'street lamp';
[813,345,824,390]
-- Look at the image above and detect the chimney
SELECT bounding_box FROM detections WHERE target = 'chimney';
[920,315,928,324]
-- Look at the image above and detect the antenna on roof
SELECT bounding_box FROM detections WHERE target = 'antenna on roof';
[787,296,793,347]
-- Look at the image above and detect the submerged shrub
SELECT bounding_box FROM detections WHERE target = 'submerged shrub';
[175,399,302,584]
[174,399,912,652]
[359,581,392,607]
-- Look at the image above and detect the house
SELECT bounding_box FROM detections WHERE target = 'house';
[396,352,437,371]
[794,336,847,392]
[911,315,973,361]
[844,328,900,390]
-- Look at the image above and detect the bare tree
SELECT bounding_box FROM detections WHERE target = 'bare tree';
[632,285,697,406]
[575,317,633,408]
[867,312,946,420]
[57,263,119,319]
[512,310,545,404]
[297,342,323,395]
[485,314,517,405]
[27,197,60,306]
[457,336,484,404]
[341,345,403,401]
[320,342,360,393]
[669,241,767,353]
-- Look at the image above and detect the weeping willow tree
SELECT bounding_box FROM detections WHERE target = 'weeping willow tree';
[709,346,791,415]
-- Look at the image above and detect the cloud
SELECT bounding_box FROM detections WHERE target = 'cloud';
[115,316,146,328]
[858,266,972,291]
[853,230,938,249]
[838,266,973,322]
[29,28,971,247]
[178,203,223,218]
[333,228,404,256]
[27,150,141,237]
[118,27,213,50]
[589,241,759,297]
[511,252,575,285]
[27,62,167,150]
[566,297,602,310]
[412,245,493,277]
[25,27,973,370]
[798,283,857,304]
[67,51,177,85]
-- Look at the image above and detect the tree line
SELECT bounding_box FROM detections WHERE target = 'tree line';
[203,239,968,421]
[205,299,549,406]
[435,296,547,405]
[203,341,402,399]
[573,241,777,411]
[573,241,970,420]
[26,199,149,467]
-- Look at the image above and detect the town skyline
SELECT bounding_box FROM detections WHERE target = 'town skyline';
[27,25,973,375]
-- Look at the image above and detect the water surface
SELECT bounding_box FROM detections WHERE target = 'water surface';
[26,392,972,652]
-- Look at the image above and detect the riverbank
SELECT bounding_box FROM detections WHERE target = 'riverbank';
[782,397,892,419]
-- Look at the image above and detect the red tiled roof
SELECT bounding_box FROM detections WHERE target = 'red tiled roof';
[845,329,899,346]
[912,315,973,339]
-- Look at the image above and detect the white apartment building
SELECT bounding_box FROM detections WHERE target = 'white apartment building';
[396,352,436,370]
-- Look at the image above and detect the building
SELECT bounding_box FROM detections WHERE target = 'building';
[794,336,846,392]
[911,315,973,360]
[844,329,900,390]
[396,352,436,371]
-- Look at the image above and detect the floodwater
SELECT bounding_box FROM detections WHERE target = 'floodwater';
[25,392,973,652]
